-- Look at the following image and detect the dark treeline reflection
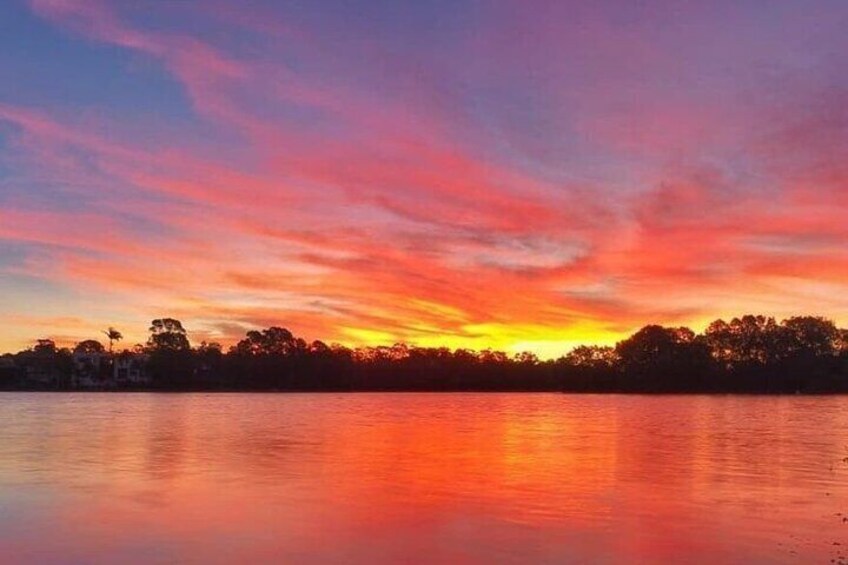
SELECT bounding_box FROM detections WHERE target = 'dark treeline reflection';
[3,315,848,393]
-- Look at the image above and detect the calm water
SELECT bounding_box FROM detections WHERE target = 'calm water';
[1,393,847,564]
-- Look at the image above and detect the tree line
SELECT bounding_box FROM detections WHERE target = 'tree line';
[2,315,848,393]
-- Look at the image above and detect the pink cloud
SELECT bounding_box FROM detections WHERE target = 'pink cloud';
[1,0,846,354]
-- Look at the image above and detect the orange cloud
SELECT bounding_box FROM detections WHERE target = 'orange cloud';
[1,0,846,354]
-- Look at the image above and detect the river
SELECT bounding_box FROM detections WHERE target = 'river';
[1,393,846,563]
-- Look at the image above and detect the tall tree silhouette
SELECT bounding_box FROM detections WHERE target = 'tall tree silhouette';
[147,318,190,352]
[146,318,192,389]
[103,327,123,354]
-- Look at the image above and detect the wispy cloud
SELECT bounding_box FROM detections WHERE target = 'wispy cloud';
[0,0,846,354]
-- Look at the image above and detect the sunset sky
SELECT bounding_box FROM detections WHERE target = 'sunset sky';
[1,0,846,357]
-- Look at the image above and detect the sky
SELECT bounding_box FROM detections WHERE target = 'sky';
[0,0,846,357]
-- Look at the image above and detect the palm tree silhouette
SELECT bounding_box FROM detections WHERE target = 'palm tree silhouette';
[103,327,123,354]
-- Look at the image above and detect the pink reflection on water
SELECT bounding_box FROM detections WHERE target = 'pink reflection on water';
[0,393,847,563]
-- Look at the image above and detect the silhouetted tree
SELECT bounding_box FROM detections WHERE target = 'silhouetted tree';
[781,316,840,358]
[616,325,712,391]
[147,318,190,352]
[24,339,71,389]
[233,327,296,356]
[840,330,848,355]
[146,318,192,389]
[514,351,540,365]
[704,316,785,368]
[74,340,105,355]
[193,341,223,387]
[33,339,57,355]
[564,345,618,370]
[5,313,848,393]
[195,341,223,356]
[103,327,123,353]
[309,340,331,355]
[558,345,619,391]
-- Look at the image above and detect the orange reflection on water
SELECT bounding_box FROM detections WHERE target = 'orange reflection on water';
[1,393,847,563]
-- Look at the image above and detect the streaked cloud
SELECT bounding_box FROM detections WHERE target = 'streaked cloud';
[0,0,846,355]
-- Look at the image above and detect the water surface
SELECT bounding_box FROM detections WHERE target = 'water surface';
[1,393,847,563]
